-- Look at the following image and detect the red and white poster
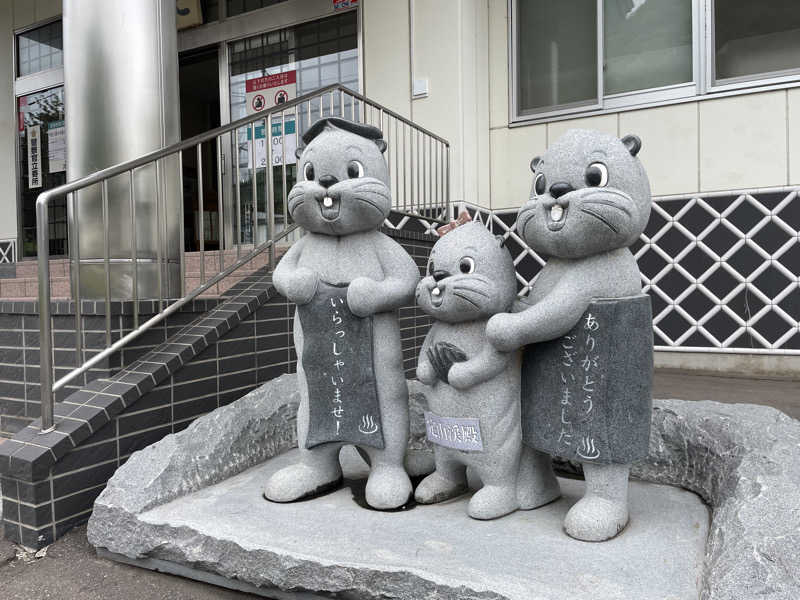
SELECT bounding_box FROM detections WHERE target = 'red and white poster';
[245,70,296,115]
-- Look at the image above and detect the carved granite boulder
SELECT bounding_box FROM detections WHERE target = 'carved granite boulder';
[487,129,654,541]
[264,117,420,510]
[413,221,560,519]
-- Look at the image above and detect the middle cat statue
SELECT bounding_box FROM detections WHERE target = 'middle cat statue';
[415,221,548,519]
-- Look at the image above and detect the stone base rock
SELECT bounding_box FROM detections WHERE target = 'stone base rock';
[88,374,800,600]
[95,446,708,600]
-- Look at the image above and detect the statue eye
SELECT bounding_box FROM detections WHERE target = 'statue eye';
[459,257,475,274]
[347,160,364,179]
[585,162,608,187]
[534,173,547,196]
[303,162,315,182]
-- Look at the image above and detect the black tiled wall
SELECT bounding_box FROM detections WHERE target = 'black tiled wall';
[0,300,221,437]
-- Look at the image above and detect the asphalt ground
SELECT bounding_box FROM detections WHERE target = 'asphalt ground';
[0,526,260,600]
[652,370,800,420]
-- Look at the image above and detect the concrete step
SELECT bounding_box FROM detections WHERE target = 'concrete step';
[1,245,289,300]
[0,276,71,299]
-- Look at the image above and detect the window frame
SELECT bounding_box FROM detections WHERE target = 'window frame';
[508,0,800,125]
[509,0,604,121]
[13,17,67,259]
[705,0,800,93]
[13,16,64,93]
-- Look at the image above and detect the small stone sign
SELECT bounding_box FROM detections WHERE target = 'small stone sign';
[297,282,384,450]
[521,295,653,464]
[424,411,484,452]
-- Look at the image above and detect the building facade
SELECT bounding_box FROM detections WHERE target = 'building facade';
[1,0,799,374]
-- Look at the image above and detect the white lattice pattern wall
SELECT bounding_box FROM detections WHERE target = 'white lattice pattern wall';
[387,189,800,354]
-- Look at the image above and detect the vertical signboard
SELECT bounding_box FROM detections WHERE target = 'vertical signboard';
[27,125,42,189]
[47,120,66,173]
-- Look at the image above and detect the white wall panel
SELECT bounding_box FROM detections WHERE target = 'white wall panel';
[362,0,411,119]
[620,102,699,196]
[699,91,787,192]
[490,124,546,209]
[787,88,800,186]
[0,2,17,241]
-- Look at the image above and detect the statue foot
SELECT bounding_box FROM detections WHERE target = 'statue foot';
[365,465,413,510]
[414,471,468,505]
[517,482,561,511]
[263,461,343,503]
[467,485,518,520]
[564,496,629,541]
[517,446,561,510]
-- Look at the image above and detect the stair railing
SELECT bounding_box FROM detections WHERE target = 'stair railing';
[35,84,451,432]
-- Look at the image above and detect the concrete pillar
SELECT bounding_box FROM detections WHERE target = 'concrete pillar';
[63,0,181,300]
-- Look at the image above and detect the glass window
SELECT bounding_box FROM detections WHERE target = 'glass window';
[16,20,63,77]
[17,87,67,257]
[513,0,693,118]
[604,0,693,95]
[201,0,219,22]
[714,0,800,82]
[517,0,598,115]
[228,11,358,242]
[226,0,288,18]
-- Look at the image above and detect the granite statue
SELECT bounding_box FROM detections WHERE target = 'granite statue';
[414,220,558,519]
[264,117,420,510]
[486,129,654,541]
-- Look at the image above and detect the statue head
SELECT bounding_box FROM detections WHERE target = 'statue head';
[288,117,390,236]
[517,129,651,259]
[416,222,517,324]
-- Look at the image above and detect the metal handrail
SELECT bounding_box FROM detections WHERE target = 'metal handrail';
[33,85,449,209]
[48,224,299,406]
[35,84,452,432]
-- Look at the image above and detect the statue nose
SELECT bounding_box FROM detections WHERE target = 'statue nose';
[319,175,338,188]
[433,270,450,282]
[549,182,574,199]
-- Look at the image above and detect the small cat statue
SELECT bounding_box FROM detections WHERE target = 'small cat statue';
[264,117,420,510]
[414,220,558,520]
[487,129,654,541]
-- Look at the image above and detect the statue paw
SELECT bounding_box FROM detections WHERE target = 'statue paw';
[486,314,518,352]
[564,496,629,541]
[346,277,379,317]
[263,462,342,503]
[414,471,468,505]
[286,267,319,305]
[446,362,472,390]
[365,465,412,510]
[467,485,519,520]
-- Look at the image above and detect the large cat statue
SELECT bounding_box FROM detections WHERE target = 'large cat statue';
[264,117,420,510]
[486,129,654,541]
[414,221,559,520]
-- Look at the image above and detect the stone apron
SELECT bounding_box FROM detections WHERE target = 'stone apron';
[297,281,385,450]
[521,295,653,464]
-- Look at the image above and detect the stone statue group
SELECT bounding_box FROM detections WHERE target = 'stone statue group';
[264,117,653,542]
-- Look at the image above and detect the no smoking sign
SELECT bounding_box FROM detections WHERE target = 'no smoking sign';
[245,70,297,115]
[251,94,266,112]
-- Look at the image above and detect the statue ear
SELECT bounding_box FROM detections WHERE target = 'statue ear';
[621,134,642,157]
[294,146,304,160]
[375,139,387,153]
[530,156,542,172]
